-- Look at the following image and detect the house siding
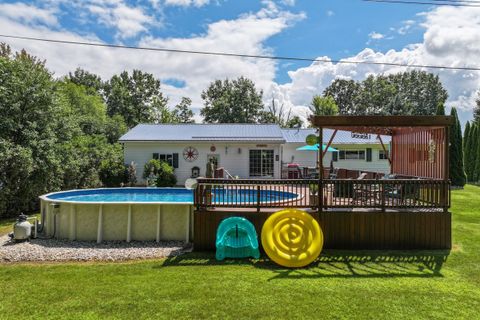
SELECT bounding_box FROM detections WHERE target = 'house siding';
[123,142,282,185]
[281,143,390,174]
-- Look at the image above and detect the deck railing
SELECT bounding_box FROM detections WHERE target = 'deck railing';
[194,178,316,211]
[194,178,450,212]
[322,179,450,211]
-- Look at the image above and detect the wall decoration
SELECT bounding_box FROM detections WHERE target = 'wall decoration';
[428,139,436,163]
[183,146,199,162]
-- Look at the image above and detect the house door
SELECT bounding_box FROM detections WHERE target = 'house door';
[249,149,274,177]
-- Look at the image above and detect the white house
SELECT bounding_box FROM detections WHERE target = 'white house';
[119,124,391,184]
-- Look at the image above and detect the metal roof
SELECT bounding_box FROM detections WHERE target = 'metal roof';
[281,128,391,144]
[119,124,391,144]
[119,124,286,142]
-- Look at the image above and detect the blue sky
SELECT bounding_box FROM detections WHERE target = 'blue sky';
[0,0,479,125]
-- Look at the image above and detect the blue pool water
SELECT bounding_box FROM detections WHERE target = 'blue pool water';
[45,188,298,203]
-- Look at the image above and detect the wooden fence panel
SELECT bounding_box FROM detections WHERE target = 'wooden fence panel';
[194,210,451,251]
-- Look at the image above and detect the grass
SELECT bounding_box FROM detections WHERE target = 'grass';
[1,186,480,319]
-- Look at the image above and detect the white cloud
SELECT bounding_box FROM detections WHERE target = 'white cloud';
[282,0,296,6]
[164,0,211,7]
[369,32,385,40]
[86,2,156,39]
[0,2,58,27]
[0,2,304,109]
[326,10,334,17]
[271,6,480,126]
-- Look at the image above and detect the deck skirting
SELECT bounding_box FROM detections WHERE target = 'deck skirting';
[193,209,451,251]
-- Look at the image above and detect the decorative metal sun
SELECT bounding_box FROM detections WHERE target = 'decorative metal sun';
[183,146,199,162]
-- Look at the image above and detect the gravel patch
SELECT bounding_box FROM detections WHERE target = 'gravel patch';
[0,235,190,263]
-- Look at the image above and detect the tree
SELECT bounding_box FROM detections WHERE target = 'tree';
[285,116,304,128]
[104,70,169,128]
[309,95,339,116]
[67,68,103,95]
[173,97,195,123]
[260,98,292,126]
[436,103,445,116]
[59,135,123,189]
[387,71,448,115]
[463,121,471,181]
[475,125,480,183]
[469,124,479,182]
[200,77,264,123]
[323,79,361,115]
[0,45,67,216]
[356,75,397,115]
[449,108,466,187]
[58,81,127,143]
[323,71,448,116]
[475,92,480,124]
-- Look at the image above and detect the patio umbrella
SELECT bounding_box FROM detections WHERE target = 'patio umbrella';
[296,144,338,152]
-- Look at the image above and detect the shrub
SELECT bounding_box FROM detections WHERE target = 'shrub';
[127,161,137,186]
[99,159,127,187]
[155,162,177,187]
[143,159,177,187]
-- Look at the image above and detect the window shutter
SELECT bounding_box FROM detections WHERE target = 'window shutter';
[172,153,179,168]
[153,153,159,160]
[366,148,372,162]
[332,151,338,162]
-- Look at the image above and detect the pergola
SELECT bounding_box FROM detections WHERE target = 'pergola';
[311,115,454,212]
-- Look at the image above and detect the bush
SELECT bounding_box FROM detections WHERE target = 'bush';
[143,159,177,187]
[99,159,127,187]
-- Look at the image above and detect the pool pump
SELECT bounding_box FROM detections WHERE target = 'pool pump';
[8,213,32,242]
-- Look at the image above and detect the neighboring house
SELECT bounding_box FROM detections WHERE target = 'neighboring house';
[119,124,391,185]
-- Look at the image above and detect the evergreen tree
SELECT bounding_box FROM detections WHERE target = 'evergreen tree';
[464,121,471,181]
[469,124,478,182]
[474,92,480,124]
[449,108,466,186]
[436,103,445,116]
[475,126,480,183]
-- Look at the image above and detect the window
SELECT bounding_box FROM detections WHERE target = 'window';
[249,150,274,177]
[338,150,366,160]
[152,153,179,168]
[379,150,389,160]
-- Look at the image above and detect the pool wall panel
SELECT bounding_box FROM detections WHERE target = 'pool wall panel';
[131,205,157,241]
[40,199,192,243]
[103,204,128,241]
[75,204,99,241]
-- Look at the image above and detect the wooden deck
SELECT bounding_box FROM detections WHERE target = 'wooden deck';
[193,208,451,251]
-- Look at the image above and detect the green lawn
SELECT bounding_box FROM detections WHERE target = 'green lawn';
[1,186,480,319]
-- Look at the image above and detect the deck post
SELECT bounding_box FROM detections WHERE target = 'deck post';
[443,126,450,212]
[256,185,261,213]
[318,126,323,213]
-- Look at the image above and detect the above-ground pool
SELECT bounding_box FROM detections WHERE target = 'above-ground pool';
[40,188,299,243]
[44,188,298,204]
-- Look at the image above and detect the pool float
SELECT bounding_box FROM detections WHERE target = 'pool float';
[261,209,323,268]
[216,217,260,260]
